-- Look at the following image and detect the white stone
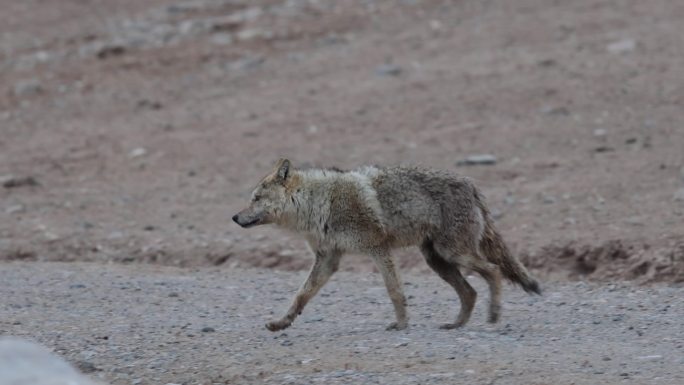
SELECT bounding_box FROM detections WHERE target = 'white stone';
[607,39,636,54]
[0,337,99,384]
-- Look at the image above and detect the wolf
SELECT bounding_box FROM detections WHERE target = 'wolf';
[233,158,541,332]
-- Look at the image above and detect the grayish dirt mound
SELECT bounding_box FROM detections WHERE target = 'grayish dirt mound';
[522,239,684,284]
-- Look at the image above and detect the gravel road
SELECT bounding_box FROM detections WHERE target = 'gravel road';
[1,262,682,385]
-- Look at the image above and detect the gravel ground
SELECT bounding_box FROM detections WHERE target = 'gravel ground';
[1,261,682,385]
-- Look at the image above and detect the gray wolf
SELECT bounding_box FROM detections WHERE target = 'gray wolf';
[233,159,541,332]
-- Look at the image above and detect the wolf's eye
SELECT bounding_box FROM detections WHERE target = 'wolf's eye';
[253,195,262,202]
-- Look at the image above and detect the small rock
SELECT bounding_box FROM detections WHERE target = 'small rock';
[593,128,607,137]
[457,154,498,166]
[542,106,570,116]
[375,64,402,76]
[594,146,614,153]
[129,147,147,158]
[201,327,215,333]
[673,188,684,202]
[2,175,39,189]
[44,231,61,242]
[75,361,99,373]
[211,33,233,46]
[607,39,636,54]
[227,7,263,23]
[280,340,293,346]
[237,28,271,41]
[228,56,265,71]
[69,284,86,289]
[537,58,556,67]
[542,195,556,204]
[13,79,43,97]
[136,100,163,110]
[5,204,25,214]
[168,292,179,298]
[625,216,644,226]
[96,44,126,59]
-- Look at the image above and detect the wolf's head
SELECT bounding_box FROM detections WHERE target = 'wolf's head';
[232,158,295,228]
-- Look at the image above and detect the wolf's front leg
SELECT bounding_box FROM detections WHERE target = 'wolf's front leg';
[371,251,408,331]
[266,249,340,332]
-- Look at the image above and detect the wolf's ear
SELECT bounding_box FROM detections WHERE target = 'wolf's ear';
[274,158,290,181]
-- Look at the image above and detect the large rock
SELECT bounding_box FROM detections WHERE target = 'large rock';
[0,337,100,385]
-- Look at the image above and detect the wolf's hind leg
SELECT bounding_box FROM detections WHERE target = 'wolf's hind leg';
[469,258,502,324]
[266,249,340,332]
[420,239,477,329]
[370,250,408,331]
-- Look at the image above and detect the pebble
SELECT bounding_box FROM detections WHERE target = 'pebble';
[201,327,215,333]
[593,128,607,137]
[637,355,662,361]
[5,204,25,214]
[607,39,636,54]
[75,361,99,373]
[673,188,684,202]
[457,154,498,166]
[210,33,233,46]
[375,64,402,76]
[237,29,272,41]
[227,56,265,71]
[13,80,43,97]
[542,106,570,116]
[129,147,148,159]
[2,175,39,189]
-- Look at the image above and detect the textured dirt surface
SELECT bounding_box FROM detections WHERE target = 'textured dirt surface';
[1,262,683,384]
[1,0,683,283]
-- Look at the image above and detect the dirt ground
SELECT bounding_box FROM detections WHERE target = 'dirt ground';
[1,0,684,283]
[1,0,684,284]
[2,262,683,385]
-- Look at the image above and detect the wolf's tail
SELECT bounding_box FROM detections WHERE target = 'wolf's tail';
[474,190,541,295]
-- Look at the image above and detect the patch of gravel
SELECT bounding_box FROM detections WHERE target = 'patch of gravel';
[1,262,682,384]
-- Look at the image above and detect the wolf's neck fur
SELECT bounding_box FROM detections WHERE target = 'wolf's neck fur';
[278,167,384,241]
[279,169,337,238]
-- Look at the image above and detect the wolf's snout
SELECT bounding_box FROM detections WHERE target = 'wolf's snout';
[232,214,239,224]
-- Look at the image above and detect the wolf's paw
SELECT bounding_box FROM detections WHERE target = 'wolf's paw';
[265,319,291,332]
[439,322,465,330]
[487,312,501,324]
[488,306,501,324]
[385,321,408,331]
